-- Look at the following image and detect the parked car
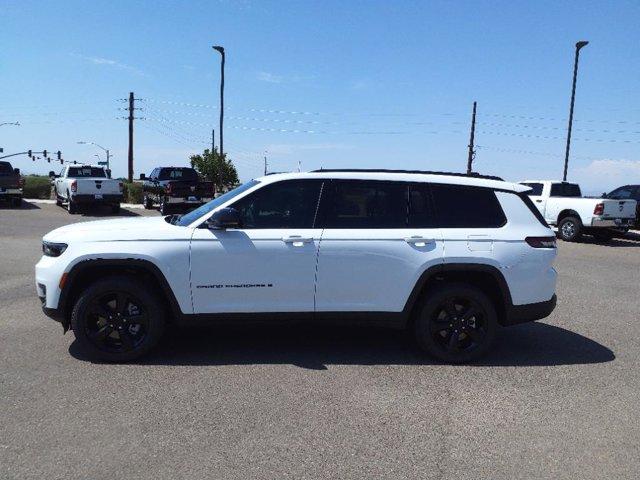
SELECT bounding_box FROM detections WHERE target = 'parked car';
[0,161,24,207]
[51,164,123,214]
[141,167,214,215]
[603,185,640,228]
[520,180,637,242]
[37,169,558,363]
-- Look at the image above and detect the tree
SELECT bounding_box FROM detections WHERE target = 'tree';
[189,148,239,193]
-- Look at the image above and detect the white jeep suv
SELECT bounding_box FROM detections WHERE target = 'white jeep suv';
[36,170,558,363]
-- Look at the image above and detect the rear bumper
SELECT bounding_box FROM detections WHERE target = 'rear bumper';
[71,194,123,204]
[166,196,212,205]
[591,217,635,228]
[0,189,23,197]
[504,294,557,326]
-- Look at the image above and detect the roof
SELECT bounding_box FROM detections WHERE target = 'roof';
[256,170,529,193]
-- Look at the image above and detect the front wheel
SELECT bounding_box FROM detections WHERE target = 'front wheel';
[159,199,171,216]
[414,283,497,363]
[558,216,582,242]
[70,276,165,362]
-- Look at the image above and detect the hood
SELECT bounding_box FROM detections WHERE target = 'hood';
[43,216,186,243]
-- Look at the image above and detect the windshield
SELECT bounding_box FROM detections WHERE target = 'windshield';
[68,167,106,178]
[175,180,260,226]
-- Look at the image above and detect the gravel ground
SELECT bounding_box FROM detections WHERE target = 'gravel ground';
[1,201,639,479]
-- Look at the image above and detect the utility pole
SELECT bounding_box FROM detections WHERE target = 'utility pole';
[466,101,477,174]
[563,41,589,182]
[127,92,134,182]
[264,153,268,175]
[297,159,301,172]
[212,46,225,156]
[211,129,215,152]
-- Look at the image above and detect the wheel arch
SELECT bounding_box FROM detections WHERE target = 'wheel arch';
[58,258,182,331]
[557,209,582,224]
[403,263,513,327]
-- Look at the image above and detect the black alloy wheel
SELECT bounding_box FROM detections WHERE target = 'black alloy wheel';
[71,276,165,362]
[414,283,497,363]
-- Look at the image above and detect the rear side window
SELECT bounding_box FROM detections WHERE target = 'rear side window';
[430,184,506,228]
[550,183,581,197]
[521,182,543,196]
[518,193,549,227]
[322,181,407,228]
[408,184,437,228]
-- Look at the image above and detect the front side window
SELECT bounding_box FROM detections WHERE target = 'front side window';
[322,181,407,228]
[430,184,506,228]
[521,182,544,196]
[230,180,323,229]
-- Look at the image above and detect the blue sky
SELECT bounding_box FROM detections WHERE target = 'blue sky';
[1,0,638,192]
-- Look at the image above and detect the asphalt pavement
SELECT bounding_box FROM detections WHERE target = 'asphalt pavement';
[1,201,639,479]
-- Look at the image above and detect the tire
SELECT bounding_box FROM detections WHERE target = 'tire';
[159,199,171,216]
[67,194,78,214]
[70,276,166,362]
[558,216,582,242]
[413,283,498,363]
[11,197,22,208]
[55,196,63,207]
[592,230,614,242]
[143,195,153,210]
[111,203,121,214]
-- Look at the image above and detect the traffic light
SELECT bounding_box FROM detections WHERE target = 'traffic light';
[57,150,61,160]
[47,158,51,163]
[59,159,63,165]
[27,150,32,157]
[43,150,47,158]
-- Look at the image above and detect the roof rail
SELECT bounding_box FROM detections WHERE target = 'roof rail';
[311,168,504,181]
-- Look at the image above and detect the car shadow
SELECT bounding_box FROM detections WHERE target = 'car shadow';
[69,322,614,369]
[77,207,141,217]
[0,200,41,210]
[582,233,640,248]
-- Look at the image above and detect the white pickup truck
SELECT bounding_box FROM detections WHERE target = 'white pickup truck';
[520,180,637,242]
[51,165,123,214]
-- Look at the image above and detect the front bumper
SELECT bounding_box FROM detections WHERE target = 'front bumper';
[70,194,123,204]
[503,294,557,326]
[591,217,635,228]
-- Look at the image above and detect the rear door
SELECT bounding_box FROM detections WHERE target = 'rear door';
[314,180,444,313]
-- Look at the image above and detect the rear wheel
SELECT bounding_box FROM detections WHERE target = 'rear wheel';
[414,283,497,363]
[159,199,171,216]
[558,216,582,242]
[11,197,22,208]
[143,195,154,210]
[111,203,121,214]
[67,192,78,214]
[70,276,165,362]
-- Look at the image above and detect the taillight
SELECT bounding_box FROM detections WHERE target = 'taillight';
[594,203,604,215]
[70,180,77,193]
[119,182,124,192]
[165,182,173,194]
[18,177,25,189]
[525,236,557,248]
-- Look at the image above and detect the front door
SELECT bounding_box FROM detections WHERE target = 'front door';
[190,179,324,313]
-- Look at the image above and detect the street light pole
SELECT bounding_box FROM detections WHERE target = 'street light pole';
[212,46,225,157]
[563,40,589,182]
[77,141,111,170]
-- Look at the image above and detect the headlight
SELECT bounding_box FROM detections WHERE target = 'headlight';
[42,241,68,257]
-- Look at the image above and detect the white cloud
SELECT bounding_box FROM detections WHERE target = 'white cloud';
[70,53,146,76]
[574,159,640,192]
[257,71,284,83]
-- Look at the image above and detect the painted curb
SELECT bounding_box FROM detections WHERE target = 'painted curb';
[25,198,145,210]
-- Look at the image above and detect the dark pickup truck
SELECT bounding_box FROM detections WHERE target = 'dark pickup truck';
[0,161,24,207]
[141,167,214,215]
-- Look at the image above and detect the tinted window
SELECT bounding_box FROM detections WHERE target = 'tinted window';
[430,184,506,228]
[0,162,13,174]
[323,181,407,228]
[408,184,437,227]
[607,186,634,199]
[521,182,543,196]
[67,167,106,178]
[158,168,198,180]
[231,180,323,229]
[550,183,581,197]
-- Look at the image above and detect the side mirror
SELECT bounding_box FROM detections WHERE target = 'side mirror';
[106,169,112,179]
[206,207,241,230]
[48,170,55,178]
[14,168,20,175]
[601,192,608,198]
[139,173,146,180]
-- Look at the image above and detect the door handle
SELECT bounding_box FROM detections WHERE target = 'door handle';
[404,236,434,247]
[282,235,313,246]
[535,199,543,203]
